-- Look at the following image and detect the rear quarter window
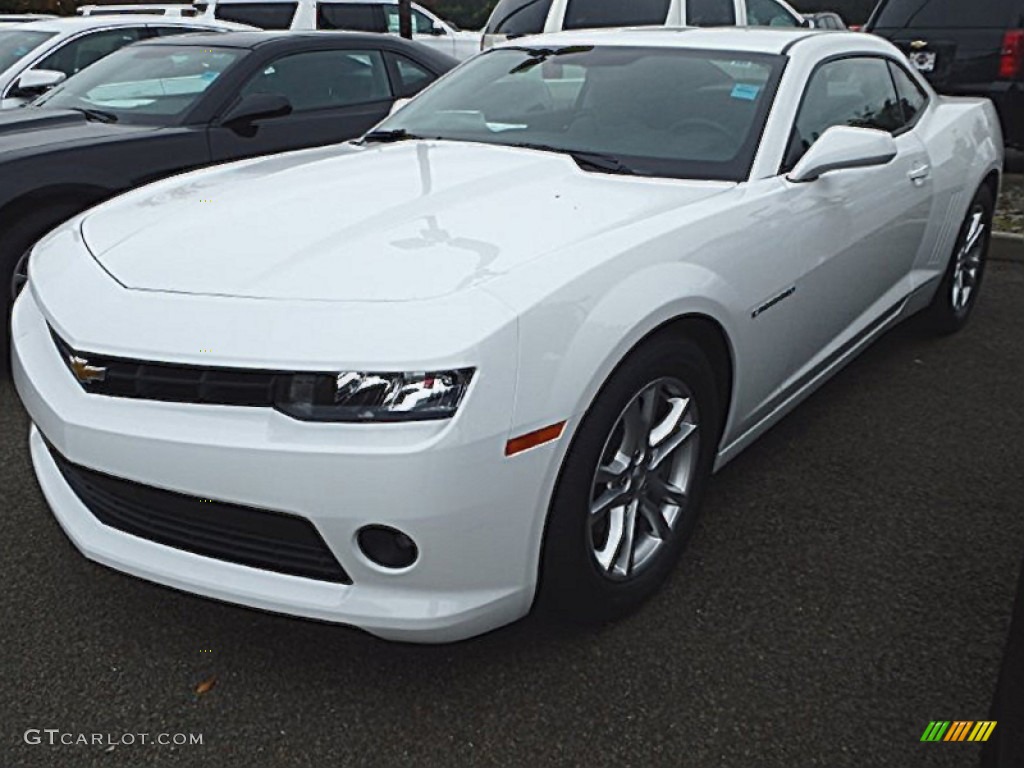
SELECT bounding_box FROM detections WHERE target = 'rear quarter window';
[871,0,1017,29]
[483,0,554,36]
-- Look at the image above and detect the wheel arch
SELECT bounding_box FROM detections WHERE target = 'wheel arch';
[0,183,115,241]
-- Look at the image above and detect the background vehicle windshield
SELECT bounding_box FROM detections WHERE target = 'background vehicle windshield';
[377,46,784,181]
[0,29,55,72]
[35,44,242,121]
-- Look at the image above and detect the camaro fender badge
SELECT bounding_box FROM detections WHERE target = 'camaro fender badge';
[751,286,796,318]
[68,354,107,383]
[910,40,929,50]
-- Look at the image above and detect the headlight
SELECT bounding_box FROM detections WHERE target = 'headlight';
[275,369,475,422]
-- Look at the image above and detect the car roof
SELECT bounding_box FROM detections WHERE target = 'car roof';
[13,15,245,33]
[499,27,889,56]
[135,29,427,50]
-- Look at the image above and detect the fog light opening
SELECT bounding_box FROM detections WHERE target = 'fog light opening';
[357,525,419,569]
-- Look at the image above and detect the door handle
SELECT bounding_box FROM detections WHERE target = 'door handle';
[909,164,931,184]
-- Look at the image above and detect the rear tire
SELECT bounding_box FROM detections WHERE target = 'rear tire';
[919,185,994,335]
[536,333,721,624]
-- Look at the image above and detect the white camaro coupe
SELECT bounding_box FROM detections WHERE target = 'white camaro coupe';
[12,28,1002,642]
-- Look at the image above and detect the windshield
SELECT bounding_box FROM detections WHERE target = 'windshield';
[0,29,56,73]
[373,46,784,182]
[35,44,242,122]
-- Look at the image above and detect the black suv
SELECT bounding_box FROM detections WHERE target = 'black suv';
[866,0,1024,148]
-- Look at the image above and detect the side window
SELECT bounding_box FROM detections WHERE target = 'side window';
[35,27,147,77]
[686,0,736,26]
[240,50,391,112]
[215,2,298,28]
[745,0,799,26]
[151,25,213,36]
[387,53,433,98]
[383,6,436,34]
[784,57,905,170]
[888,61,928,128]
[562,0,671,30]
[317,3,385,31]
[483,0,554,36]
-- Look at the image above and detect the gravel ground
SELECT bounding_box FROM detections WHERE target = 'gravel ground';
[996,175,1023,235]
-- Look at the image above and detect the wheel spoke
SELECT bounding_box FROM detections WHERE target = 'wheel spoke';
[964,212,985,253]
[650,420,698,470]
[639,497,671,540]
[590,486,630,518]
[609,500,638,576]
[594,506,626,571]
[648,473,687,508]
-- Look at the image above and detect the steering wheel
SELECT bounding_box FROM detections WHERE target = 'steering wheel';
[670,118,738,145]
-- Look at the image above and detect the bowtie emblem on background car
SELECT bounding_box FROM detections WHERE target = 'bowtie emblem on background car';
[910,40,929,50]
[69,355,106,384]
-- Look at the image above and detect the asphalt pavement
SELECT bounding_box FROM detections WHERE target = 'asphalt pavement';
[1,240,1022,768]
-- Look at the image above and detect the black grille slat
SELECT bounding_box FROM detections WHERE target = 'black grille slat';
[72,475,339,568]
[50,330,282,408]
[47,444,351,584]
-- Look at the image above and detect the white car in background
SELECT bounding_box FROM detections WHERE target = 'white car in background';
[197,0,482,59]
[13,28,1002,642]
[0,15,252,108]
[482,0,806,49]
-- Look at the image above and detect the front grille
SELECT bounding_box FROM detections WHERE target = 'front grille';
[50,330,285,407]
[47,443,351,584]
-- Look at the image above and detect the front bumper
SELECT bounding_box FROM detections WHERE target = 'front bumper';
[12,287,560,643]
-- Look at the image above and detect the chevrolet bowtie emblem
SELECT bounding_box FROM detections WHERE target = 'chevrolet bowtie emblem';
[910,40,929,50]
[69,355,106,383]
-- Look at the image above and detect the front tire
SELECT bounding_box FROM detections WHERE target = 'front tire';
[537,334,721,624]
[920,185,994,335]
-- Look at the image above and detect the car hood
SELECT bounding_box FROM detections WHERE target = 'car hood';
[0,107,158,154]
[81,141,732,303]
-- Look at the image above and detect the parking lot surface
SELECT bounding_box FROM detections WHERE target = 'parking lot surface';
[1,241,1022,767]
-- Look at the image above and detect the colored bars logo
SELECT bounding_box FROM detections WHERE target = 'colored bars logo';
[921,721,997,742]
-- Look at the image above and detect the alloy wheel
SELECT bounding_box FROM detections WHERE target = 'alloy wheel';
[951,204,986,314]
[587,376,700,581]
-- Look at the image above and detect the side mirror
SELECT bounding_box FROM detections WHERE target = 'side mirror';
[11,69,66,99]
[221,93,292,128]
[787,125,897,183]
[430,21,446,35]
[387,97,411,116]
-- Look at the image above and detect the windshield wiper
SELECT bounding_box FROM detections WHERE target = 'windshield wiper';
[68,107,118,124]
[360,128,425,144]
[510,143,637,176]
[509,45,594,74]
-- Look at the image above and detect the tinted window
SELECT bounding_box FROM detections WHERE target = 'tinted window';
[888,60,928,125]
[0,29,55,72]
[36,28,148,77]
[376,46,785,182]
[563,0,670,30]
[483,0,553,36]
[240,49,391,111]
[785,57,904,170]
[383,6,436,34]
[318,2,385,31]
[151,25,216,36]
[37,44,241,120]
[745,0,799,26]
[215,2,297,28]
[871,0,1016,29]
[686,0,736,27]
[387,52,433,97]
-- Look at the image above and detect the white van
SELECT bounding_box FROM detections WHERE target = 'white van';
[482,0,806,49]
[195,0,482,59]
